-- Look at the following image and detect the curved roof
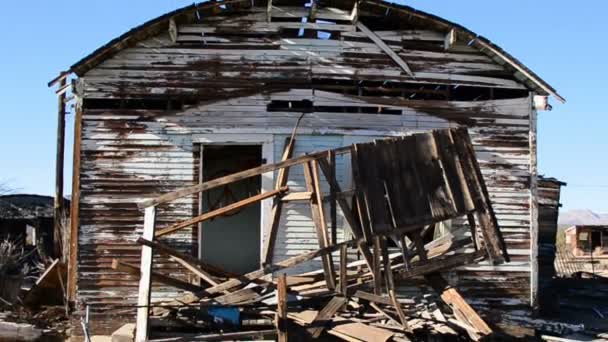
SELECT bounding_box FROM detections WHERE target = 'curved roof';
[51,0,564,103]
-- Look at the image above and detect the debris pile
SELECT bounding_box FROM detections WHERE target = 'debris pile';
[117,128,511,341]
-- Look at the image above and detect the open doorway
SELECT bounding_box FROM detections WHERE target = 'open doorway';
[199,145,263,274]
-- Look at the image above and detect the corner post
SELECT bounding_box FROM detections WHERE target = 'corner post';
[54,77,67,258]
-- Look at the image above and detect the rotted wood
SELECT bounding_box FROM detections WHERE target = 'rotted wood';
[304,160,336,290]
[262,138,296,265]
[156,186,288,237]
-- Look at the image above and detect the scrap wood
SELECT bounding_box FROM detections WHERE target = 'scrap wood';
[137,237,236,278]
[330,316,394,342]
[308,296,348,338]
[111,259,204,294]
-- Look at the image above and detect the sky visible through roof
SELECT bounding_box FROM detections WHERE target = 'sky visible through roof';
[0,1,606,212]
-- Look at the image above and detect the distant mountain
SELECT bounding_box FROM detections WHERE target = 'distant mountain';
[558,209,608,226]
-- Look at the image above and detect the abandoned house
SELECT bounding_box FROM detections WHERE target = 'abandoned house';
[564,225,608,258]
[48,0,566,338]
[0,194,67,261]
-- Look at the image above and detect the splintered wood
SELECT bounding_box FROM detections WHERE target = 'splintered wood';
[125,128,508,341]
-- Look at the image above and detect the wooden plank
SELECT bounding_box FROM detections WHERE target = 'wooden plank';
[155,186,288,237]
[215,287,259,305]
[281,191,312,201]
[304,160,336,290]
[135,206,155,342]
[137,238,237,278]
[169,256,220,288]
[307,296,347,338]
[112,259,203,294]
[389,289,410,331]
[356,22,414,77]
[329,317,394,342]
[339,244,348,295]
[139,145,351,208]
[262,138,296,265]
[277,273,288,342]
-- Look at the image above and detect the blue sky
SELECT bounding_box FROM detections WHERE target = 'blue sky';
[0,1,606,212]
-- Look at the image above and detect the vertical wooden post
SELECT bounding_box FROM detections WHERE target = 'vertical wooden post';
[328,151,337,245]
[339,244,347,295]
[529,96,539,309]
[304,161,335,290]
[276,273,288,342]
[372,236,382,295]
[54,78,67,259]
[67,99,83,301]
[135,206,156,342]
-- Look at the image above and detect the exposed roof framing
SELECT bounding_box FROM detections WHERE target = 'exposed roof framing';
[51,0,564,103]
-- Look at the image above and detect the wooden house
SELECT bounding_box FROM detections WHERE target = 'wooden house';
[49,0,564,337]
[564,225,608,258]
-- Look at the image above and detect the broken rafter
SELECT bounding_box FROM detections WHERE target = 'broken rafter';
[356,22,414,78]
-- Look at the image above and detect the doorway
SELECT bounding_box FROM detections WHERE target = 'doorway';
[199,145,263,274]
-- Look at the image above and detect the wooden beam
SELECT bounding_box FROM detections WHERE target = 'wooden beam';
[339,244,348,295]
[281,191,312,202]
[262,138,296,265]
[53,78,67,259]
[304,160,336,290]
[308,296,347,338]
[137,238,237,278]
[112,259,203,293]
[356,22,414,77]
[155,186,288,237]
[277,273,288,342]
[139,146,350,208]
[426,273,492,336]
[328,151,337,245]
[266,0,273,22]
[67,101,83,301]
[135,206,155,342]
[169,256,220,288]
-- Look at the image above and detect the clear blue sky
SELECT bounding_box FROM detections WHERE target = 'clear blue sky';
[0,1,606,212]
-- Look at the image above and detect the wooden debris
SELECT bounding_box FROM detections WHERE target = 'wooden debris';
[127,128,508,341]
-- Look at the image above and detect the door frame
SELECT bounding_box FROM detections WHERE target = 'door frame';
[193,134,274,266]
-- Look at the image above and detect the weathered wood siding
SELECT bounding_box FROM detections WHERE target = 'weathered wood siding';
[72,6,538,335]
